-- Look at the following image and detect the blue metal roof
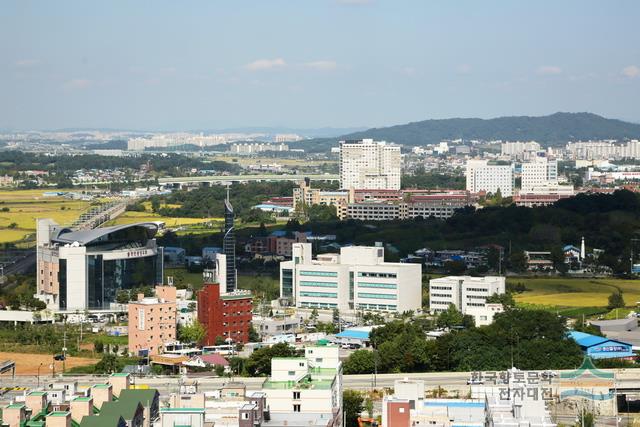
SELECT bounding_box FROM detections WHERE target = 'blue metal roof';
[568,331,630,348]
[335,330,370,340]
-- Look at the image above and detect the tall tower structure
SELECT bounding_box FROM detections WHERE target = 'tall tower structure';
[223,187,237,293]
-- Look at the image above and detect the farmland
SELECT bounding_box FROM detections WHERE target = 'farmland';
[107,210,223,228]
[510,277,640,310]
[0,189,91,243]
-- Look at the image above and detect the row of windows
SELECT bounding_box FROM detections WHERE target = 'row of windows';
[358,272,397,278]
[467,295,488,299]
[356,303,397,311]
[357,292,397,300]
[300,301,338,309]
[299,281,338,288]
[431,293,452,298]
[467,302,486,307]
[431,286,452,290]
[300,291,337,298]
[431,301,453,305]
[300,270,338,277]
[466,287,489,292]
[357,282,397,289]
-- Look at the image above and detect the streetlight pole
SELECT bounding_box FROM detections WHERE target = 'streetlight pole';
[37,363,43,388]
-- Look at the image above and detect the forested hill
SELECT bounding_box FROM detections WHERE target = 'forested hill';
[292,112,640,151]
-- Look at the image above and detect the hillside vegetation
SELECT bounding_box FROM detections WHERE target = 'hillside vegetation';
[292,112,640,151]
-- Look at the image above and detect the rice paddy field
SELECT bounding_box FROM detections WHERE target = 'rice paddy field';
[107,210,223,228]
[0,189,91,243]
[510,277,640,313]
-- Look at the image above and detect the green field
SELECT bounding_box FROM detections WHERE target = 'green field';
[0,189,91,243]
[511,277,640,310]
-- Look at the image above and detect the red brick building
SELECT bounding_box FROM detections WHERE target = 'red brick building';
[197,282,253,345]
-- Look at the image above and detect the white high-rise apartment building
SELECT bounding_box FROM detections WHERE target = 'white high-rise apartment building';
[339,139,401,190]
[521,157,558,192]
[501,141,541,160]
[279,243,422,313]
[428,276,505,314]
[466,160,514,197]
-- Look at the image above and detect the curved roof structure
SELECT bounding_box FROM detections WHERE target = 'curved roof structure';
[52,222,159,246]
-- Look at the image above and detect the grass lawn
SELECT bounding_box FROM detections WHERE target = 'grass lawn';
[0,189,91,243]
[164,268,206,290]
[511,277,640,310]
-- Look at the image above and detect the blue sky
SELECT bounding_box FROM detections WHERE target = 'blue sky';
[1,0,639,130]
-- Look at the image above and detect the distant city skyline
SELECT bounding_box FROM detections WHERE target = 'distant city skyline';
[2,1,639,130]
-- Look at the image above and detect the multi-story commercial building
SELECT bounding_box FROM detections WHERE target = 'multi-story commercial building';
[197,280,253,345]
[339,139,401,190]
[465,160,514,197]
[128,285,177,356]
[514,184,575,207]
[428,275,505,315]
[36,219,164,311]
[262,345,342,425]
[292,178,349,212]
[521,157,558,192]
[280,243,422,313]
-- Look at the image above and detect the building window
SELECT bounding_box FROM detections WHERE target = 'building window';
[293,391,301,399]
[293,404,301,412]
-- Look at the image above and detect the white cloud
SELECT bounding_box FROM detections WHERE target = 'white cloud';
[244,58,286,71]
[622,65,640,78]
[63,79,92,90]
[303,60,338,71]
[536,65,562,75]
[15,59,40,68]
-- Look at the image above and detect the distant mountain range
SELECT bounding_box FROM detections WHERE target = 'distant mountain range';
[292,112,640,151]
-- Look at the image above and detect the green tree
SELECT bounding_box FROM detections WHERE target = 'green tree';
[343,390,364,427]
[332,308,340,324]
[178,320,206,344]
[248,324,260,343]
[436,304,465,329]
[245,343,299,376]
[94,354,120,374]
[310,308,319,323]
[116,290,130,304]
[607,291,625,310]
[343,350,375,374]
[576,410,595,427]
[509,251,527,272]
[486,292,516,309]
[307,204,338,222]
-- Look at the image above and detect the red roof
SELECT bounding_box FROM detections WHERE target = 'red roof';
[200,353,229,366]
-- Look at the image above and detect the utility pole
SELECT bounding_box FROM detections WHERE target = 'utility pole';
[62,326,67,373]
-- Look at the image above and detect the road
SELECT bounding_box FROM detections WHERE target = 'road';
[4,369,640,394]
[158,173,339,185]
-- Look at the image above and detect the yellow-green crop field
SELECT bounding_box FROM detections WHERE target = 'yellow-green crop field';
[511,277,640,308]
[0,189,91,243]
[107,210,223,228]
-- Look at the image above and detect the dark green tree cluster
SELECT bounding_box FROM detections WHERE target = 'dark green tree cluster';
[151,181,296,219]
[343,309,583,374]
[244,343,301,376]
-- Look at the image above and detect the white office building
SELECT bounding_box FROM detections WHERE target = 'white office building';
[465,160,514,197]
[521,157,558,192]
[428,276,505,315]
[280,243,422,313]
[339,139,401,190]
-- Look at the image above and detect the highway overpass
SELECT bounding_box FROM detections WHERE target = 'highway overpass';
[158,174,339,186]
